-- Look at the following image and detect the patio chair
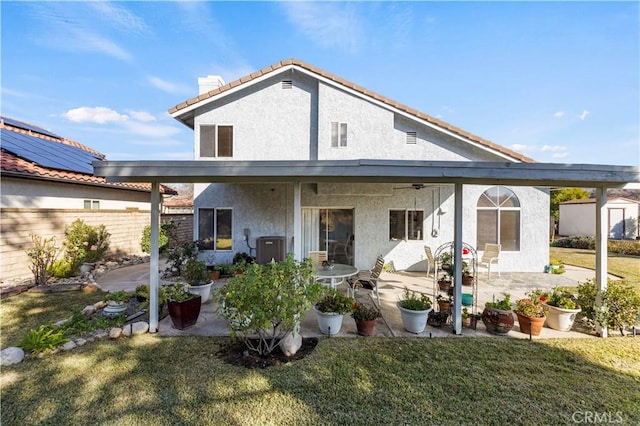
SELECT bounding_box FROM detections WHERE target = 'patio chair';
[347,255,385,307]
[332,233,351,263]
[307,250,328,269]
[478,243,501,282]
[424,246,435,277]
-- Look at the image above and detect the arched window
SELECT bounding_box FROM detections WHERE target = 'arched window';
[476,187,520,251]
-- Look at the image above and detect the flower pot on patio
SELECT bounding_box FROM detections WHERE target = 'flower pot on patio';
[515,313,546,336]
[186,281,214,304]
[314,307,344,336]
[355,319,377,336]
[397,302,432,333]
[544,304,581,331]
[168,295,202,330]
[482,307,514,335]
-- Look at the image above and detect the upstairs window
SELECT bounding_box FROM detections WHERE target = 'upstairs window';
[389,209,424,241]
[476,186,521,251]
[331,122,348,148]
[83,200,100,209]
[199,125,233,158]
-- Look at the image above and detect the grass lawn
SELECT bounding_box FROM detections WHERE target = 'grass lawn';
[1,336,639,425]
[2,291,640,425]
[549,247,640,291]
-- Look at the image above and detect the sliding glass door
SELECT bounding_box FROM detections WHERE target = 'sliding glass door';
[302,208,354,265]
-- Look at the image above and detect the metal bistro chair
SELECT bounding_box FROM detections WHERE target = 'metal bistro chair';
[348,255,385,307]
[478,243,501,282]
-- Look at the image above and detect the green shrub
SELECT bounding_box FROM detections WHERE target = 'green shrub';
[19,325,69,354]
[551,236,640,256]
[214,254,323,356]
[577,279,640,335]
[140,222,173,254]
[26,234,60,285]
[165,241,198,276]
[485,293,512,310]
[58,219,110,275]
[63,310,96,336]
[49,258,76,279]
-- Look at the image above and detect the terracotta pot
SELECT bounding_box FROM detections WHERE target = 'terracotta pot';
[438,281,451,292]
[168,296,202,330]
[516,313,546,336]
[462,274,474,286]
[482,307,514,335]
[355,319,376,336]
[209,270,221,280]
[438,301,451,312]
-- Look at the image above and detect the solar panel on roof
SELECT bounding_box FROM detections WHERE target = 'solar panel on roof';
[1,128,100,174]
[1,116,62,139]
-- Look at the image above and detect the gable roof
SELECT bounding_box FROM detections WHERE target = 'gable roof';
[1,117,176,194]
[560,197,640,205]
[169,58,534,163]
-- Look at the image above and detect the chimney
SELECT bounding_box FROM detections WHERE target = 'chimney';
[198,75,225,95]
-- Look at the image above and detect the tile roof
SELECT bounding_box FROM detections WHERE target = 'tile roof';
[169,58,535,163]
[1,118,176,195]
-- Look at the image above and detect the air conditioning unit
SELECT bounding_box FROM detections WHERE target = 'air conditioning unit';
[256,236,286,264]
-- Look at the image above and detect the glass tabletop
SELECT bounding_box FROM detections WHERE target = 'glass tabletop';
[315,264,359,279]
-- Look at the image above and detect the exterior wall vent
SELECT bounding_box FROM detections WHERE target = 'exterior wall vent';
[282,80,293,89]
[406,131,417,144]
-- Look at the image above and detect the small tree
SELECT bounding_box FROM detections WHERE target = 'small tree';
[140,221,175,254]
[26,234,59,286]
[550,188,590,221]
[214,254,324,356]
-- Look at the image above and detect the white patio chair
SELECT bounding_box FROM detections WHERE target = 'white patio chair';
[424,246,435,277]
[478,243,501,282]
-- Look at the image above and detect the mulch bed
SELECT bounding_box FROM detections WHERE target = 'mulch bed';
[218,337,319,369]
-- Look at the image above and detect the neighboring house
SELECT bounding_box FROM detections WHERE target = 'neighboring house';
[559,198,639,240]
[167,59,551,273]
[0,117,176,283]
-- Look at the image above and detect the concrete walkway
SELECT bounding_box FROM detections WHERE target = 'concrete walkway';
[97,261,609,339]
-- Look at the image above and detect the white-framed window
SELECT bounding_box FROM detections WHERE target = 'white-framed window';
[331,122,348,148]
[476,186,521,251]
[83,200,100,210]
[389,209,424,241]
[198,208,233,250]
[199,125,233,158]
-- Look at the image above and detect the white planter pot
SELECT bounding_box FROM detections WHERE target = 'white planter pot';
[313,306,344,335]
[544,304,581,331]
[397,302,433,334]
[186,281,214,303]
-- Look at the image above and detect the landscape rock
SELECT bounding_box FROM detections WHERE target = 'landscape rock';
[93,301,107,310]
[81,305,96,315]
[75,338,87,346]
[280,331,302,357]
[83,283,100,293]
[94,331,108,340]
[109,327,122,339]
[1,347,25,365]
[62,341,77,351]
[54,319,69,327]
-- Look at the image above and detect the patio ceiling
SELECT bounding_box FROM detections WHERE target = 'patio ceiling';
[93,159,639,188]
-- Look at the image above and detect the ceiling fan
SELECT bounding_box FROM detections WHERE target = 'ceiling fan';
[392,183,426,190]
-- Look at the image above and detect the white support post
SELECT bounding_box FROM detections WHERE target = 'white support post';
[595,187,608,338]
[149,181,160,333]
[452,182,463,335]
[293,182,302,261]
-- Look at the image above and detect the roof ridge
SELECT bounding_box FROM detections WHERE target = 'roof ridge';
[169,58,535,163]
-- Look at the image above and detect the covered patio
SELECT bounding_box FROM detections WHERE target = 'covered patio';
[93,159,640,338]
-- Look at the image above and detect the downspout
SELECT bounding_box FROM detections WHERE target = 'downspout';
[452,183,463,335]
[293,181,302,260]
[149,181,160,333]
[595,186,608,338]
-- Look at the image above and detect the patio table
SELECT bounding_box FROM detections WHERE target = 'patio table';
[314,263,359,297]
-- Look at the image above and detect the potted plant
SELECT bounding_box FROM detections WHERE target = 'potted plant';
[397,287,433,333]
[462,307,472,327]
[437,274,452,292]
[438,252,452,271]
[164,282,201,330]
[543,287,581,331]
[437,294,452,312]
[461,261,474,286]
[103,290,131,317]
[351,302,381,336]
[514,290,549,336]
[183,258,214,303]
[314,288,356,335]
[482,293,514,335]
[207,265,221,280]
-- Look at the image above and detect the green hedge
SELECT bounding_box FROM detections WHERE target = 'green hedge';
[551,236,640,256]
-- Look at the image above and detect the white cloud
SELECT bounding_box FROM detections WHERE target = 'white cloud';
[127,110,156,122]
[89,2,150,34]
[509,144,538,153]
[554,111,565,118]
[79,31,132,61]
[552,152,570,159]
[580,110,590,120]
[63,107,128,124]
[541,145,568,152]
[148,76,193,95]
[281,2,362,52]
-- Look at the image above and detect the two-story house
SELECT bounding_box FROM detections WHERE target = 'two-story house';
[168,59,550,273]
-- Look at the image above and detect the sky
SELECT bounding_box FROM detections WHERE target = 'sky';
[2,1,639,166]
